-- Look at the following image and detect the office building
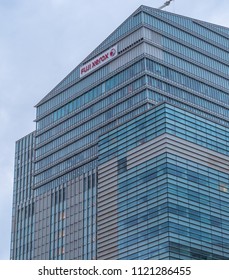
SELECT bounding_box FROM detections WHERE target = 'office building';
[11,5,229,259]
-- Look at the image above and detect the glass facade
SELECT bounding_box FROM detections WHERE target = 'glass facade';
[97,103,229,259]
[11,5,229,260]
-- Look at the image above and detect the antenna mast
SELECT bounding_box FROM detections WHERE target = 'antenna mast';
[158,0,173,10]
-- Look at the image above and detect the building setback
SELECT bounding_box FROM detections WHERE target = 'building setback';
[11,5,229,260]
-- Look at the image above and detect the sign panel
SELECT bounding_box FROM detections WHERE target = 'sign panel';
[80,45,118,78]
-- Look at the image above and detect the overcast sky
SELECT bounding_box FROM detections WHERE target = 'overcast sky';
[0,0,229,260]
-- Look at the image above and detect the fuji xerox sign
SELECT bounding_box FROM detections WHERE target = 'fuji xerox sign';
[80,45,118,78]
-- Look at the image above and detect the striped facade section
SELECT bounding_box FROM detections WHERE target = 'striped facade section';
[97,158,119,259]
[127,134,229,173]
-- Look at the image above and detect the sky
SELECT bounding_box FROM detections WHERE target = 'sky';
[0,0,229,260]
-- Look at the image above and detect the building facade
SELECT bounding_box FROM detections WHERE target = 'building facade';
[11,5,229,259]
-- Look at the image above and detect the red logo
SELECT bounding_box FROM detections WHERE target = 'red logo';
[110,48,116,57]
